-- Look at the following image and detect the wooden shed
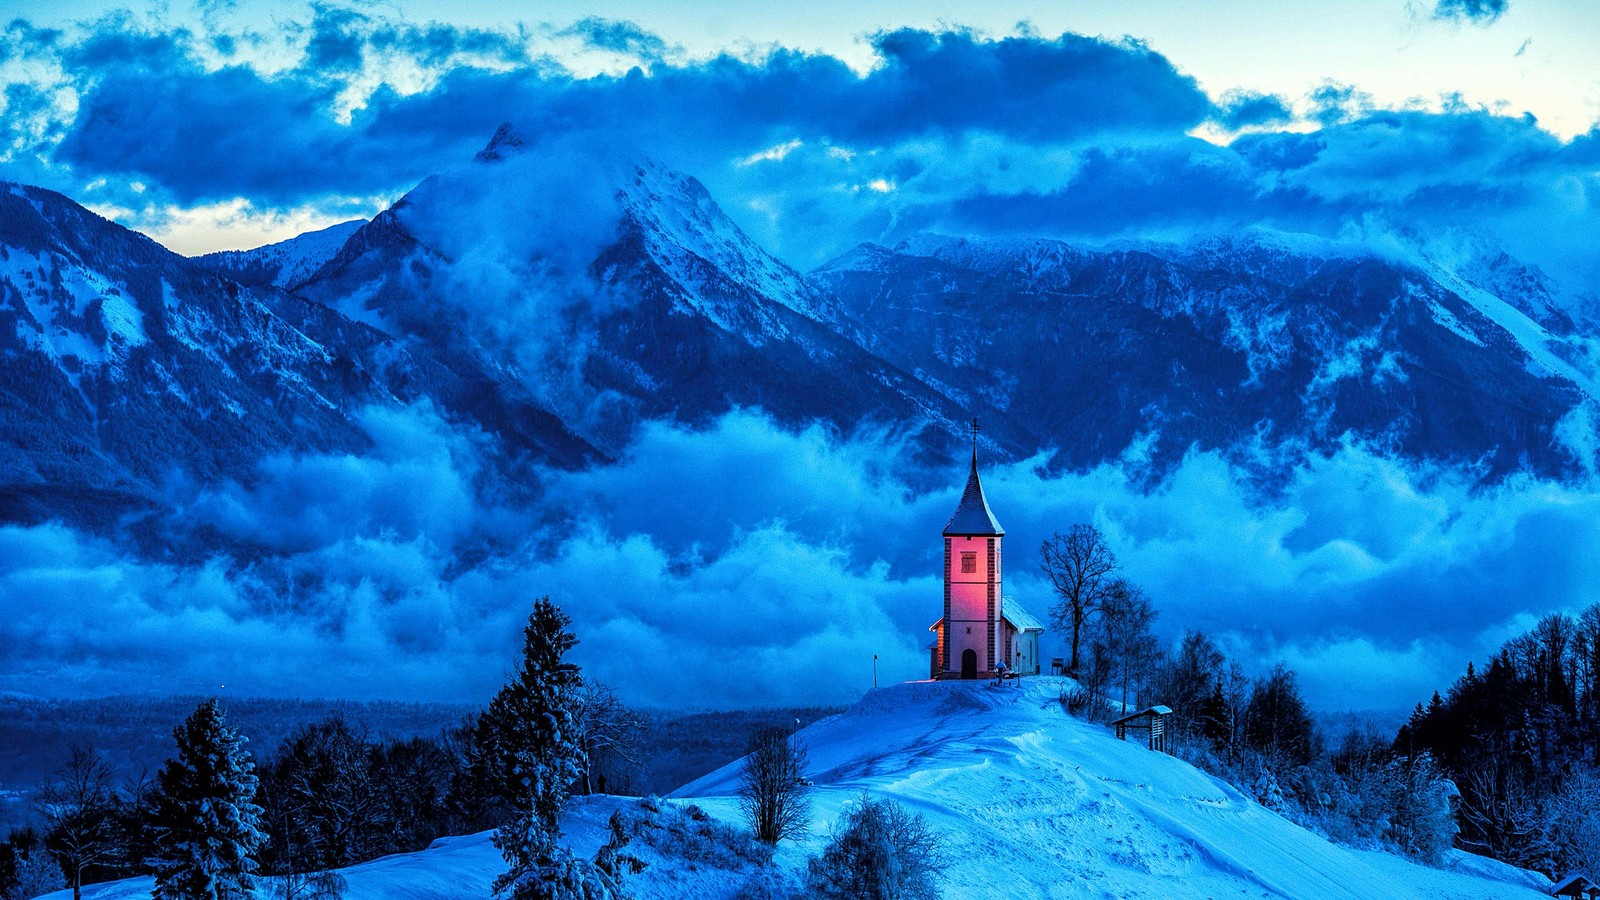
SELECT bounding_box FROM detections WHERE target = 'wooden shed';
[1110,706,1173,753]
[1552,873,1600,898]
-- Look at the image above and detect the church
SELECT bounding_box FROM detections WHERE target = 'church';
[928,431,1045,680]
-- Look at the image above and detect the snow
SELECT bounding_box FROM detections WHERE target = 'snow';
[621,160,844,337]
[198,220,365,289]
[1,246,148,400]
[1423,293,1486,347]
[48,678,1551,900]
[1426,260,1598,397]
[674,678,1550,899]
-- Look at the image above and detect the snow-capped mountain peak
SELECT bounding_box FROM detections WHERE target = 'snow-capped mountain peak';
[195,219,366,290]
[615,158,846,336]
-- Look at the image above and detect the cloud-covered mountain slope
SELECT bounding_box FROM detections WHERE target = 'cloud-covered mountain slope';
[0,181,599,540]
[288,131,990,460]
[7,122,1596,546]
[0,184,387,531]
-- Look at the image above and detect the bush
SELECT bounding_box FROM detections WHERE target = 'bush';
[497,845,624,900]
[1060,687,1092,716]
[732,866,805,900]
[1386,754,1456,864]
[3,851,63,900]
[606,797,768,870]
[806,795,944,900]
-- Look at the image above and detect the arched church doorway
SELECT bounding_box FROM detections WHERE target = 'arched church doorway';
[961,649,978,680]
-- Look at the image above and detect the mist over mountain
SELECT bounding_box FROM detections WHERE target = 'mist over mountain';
[3,125,1600,710]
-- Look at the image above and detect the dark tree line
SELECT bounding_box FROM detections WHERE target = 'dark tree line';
[1396,607,1600,877]
[1043,524,1452,863]
[1137,630,1455,861]
[1,596,647,900]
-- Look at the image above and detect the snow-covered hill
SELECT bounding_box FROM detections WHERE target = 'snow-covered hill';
[45,679,1552,900]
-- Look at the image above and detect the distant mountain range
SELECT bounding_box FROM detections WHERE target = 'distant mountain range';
[2,124,1595,544]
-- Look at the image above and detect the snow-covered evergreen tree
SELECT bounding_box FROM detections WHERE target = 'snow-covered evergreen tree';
[488,597,588,898]
[1384,753,1457,865]
[1252,768,1288,814]
[148,698,267,900]
[3,850,65,900]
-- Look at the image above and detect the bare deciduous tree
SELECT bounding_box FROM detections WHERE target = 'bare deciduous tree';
[1098,579,1160,713]
[574,682,644,796]
[35,746,121,900]
[738,726,811,845]
[1040,524,1118,675]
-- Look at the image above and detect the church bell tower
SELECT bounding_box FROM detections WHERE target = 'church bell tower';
[932,419,1005,680]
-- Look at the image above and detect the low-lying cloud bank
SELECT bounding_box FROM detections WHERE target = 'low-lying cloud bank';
[4,405,1598,713]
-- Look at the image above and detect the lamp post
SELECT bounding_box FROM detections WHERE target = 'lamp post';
[873,654,878,688]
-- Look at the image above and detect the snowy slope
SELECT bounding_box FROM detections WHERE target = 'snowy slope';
[1424,259,1599,398]
[48,679,1550,900]
[619,159,848,337]
[675,678,1549,900]
[194,220,365,290]
[815,230,1595,477]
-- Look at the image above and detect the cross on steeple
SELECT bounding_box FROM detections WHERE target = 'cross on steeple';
[969,417,980,468]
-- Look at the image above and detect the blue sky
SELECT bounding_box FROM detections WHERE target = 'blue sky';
[1,0,1596,269]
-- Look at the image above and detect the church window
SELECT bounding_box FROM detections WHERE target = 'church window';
[961,552,977,574]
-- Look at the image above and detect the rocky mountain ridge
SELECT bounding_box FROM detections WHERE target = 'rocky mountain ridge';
[2,126,1596,544]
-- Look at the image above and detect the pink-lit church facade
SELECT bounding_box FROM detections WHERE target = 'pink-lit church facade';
[928,444,1045,680]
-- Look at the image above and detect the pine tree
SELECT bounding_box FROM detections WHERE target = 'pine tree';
[488,597,588,898]
[149,698,267,900]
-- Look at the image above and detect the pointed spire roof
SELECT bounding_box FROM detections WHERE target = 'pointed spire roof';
[943,418,1004,536]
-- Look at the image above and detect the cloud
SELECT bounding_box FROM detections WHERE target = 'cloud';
[1213,90,1293,130]
[176,403,484,554]
[6,405,1600,712]
[1433,0,1509,25]
[559,17,671,62]
[20,17,1211,214]
[8,7,1595,287]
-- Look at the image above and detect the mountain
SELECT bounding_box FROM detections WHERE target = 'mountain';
[813,232,1595,476]
[3,124,1598,544]
[0,184,384,533]
[37,678,1553,900]
[193,219,365,290]
[0,181,592,544]
[289,133,998,459]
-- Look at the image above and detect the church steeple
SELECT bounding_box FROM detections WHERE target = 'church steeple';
[943,418,1004,537]
[930,417,1007,680]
